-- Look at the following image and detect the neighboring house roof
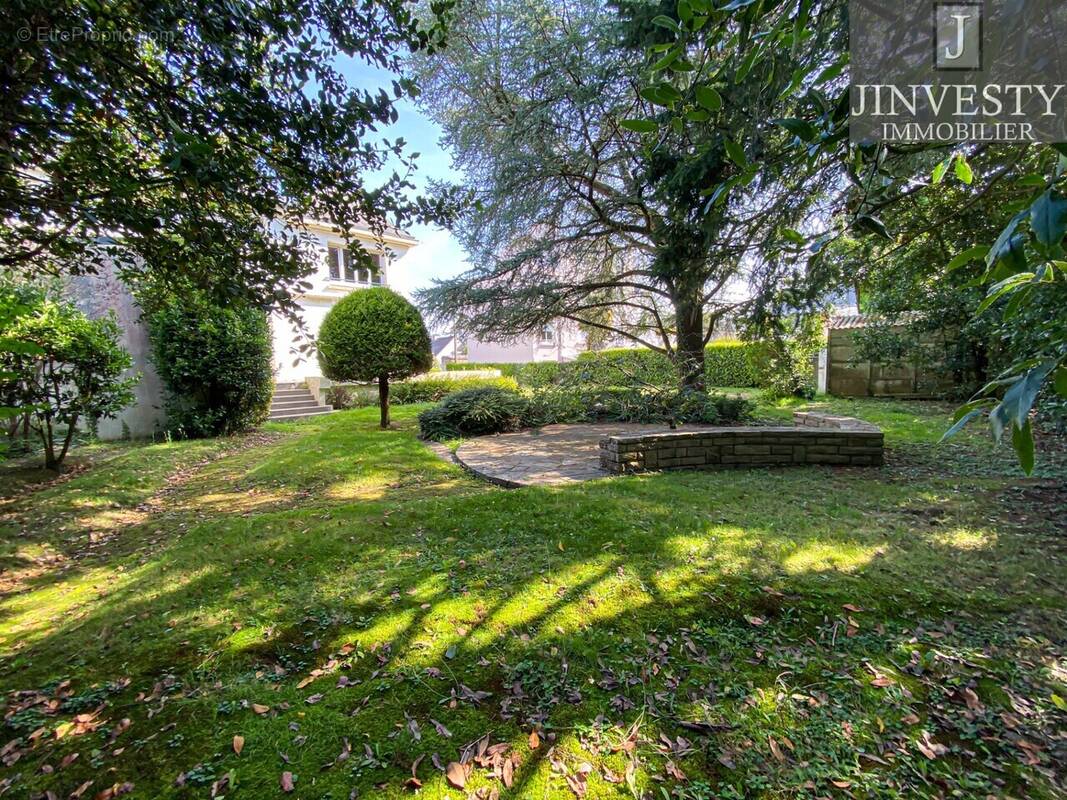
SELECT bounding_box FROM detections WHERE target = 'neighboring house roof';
[431,335,455,356]
[829,311,923,330]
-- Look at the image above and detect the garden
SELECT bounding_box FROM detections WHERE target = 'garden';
[1,396,1065,799]
[4,0,1067,798]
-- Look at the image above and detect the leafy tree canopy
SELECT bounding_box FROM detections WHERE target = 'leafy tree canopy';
[411,0,846,388]
[2,0,458,319]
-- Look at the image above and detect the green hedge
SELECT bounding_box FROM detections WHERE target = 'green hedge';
[444,361,561,387]
[567,342,758,388]
[326,376,518,409]
[447,343,758,388]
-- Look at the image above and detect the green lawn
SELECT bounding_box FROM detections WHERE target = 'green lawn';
[1,399,1065,799]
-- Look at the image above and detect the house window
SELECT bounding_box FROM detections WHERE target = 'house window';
[328,246,387,285]
[539,325,555,344]
[327,247,341,281]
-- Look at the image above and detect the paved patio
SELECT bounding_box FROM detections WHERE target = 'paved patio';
[452,423,709,487]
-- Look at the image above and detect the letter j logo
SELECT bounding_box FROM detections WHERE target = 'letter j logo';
[935,2,982,70]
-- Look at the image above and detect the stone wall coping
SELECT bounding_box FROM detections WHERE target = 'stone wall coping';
[601,413,881,449]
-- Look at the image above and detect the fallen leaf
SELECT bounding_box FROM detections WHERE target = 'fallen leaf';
[251,704,270,715]
[280,771,295,792]
[305,694,324,705]
[745,615,766,627]
[446,761,468,788]
[528,730,540,750]
[768,736,787,764]
[233,735,245,755]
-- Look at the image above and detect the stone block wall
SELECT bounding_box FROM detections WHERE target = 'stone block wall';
[599,412,883,474]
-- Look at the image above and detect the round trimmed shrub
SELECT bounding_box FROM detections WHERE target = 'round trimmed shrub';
[417,387,529,440]
[145,294,273,438]
[317,288,432,428]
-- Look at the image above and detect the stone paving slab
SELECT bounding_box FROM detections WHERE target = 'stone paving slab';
[453,423,711,487]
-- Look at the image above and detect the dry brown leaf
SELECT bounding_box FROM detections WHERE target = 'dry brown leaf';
[745,615,766,627]
[445,761,468,789]
[768,736,787,764]
[528,730,540,750]
[502,755,515,788]
[251,703,270,715]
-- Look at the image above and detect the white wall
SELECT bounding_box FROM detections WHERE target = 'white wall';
[67,260,167,439]
[269,224,416,382]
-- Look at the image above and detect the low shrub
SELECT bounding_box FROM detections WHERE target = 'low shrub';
[745,315,824,400]
[327,376,518,410]
[419,384,753,440]
[418,387,529,440]
[526,386,753,427]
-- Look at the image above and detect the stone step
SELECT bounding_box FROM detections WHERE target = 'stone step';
[274,389,313,399]
[271,397,321,410]
[270,401,327,414]
[268,407,334,421]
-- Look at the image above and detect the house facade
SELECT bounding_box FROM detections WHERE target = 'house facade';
[431,321,589,368]
[270,221,417,382]
[68,220,416,438]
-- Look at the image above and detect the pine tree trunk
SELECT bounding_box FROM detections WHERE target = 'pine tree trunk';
[378,375,390,429]
[674,294,706,392]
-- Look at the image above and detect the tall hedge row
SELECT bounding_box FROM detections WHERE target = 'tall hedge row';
[446,342,759,388]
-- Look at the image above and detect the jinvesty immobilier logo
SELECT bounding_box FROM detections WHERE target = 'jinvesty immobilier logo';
[850,0,1067,143]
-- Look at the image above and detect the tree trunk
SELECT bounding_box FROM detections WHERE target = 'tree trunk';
[674,294,706,392]
[378,375,390,429]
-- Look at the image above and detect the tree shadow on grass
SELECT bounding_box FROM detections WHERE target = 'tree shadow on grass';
[0,409,1065,798]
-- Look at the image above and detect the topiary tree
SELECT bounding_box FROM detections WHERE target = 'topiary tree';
[144,292,273,438]
[0,293,137,470]
[317,288,432,428]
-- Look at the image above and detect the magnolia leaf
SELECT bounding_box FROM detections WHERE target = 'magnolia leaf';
[946,245,990,271]
[1029,189,1067,248]
[695,85,723,111]
[1055,366,1067,398]
[619,119,659,133]
[1012,418,1035,475]
[854,214,892,240]
[724,139,746,168]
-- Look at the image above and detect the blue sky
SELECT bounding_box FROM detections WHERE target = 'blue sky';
[335,55,471,302]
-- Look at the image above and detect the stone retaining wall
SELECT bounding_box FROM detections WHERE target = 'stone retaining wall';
[599,412,883,473]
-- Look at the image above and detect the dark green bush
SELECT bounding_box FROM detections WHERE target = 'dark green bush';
[145,294,272,438]
[525,386,753,427]
[418,387,529,440]
[328,376,519,409]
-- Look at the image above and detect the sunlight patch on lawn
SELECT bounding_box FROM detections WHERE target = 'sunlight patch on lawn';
[323,475,392,502]
[929,526,995,551]
[781,540,878,575]
[190,489,297,513]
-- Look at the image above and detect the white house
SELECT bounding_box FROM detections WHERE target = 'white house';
[270,220,417,383]
[431,321,589,368]
[68,219,417,436]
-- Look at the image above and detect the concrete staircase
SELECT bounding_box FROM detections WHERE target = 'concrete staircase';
[268,382,333,422]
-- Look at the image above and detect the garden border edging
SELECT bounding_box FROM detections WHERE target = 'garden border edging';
[599,411,883,473]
